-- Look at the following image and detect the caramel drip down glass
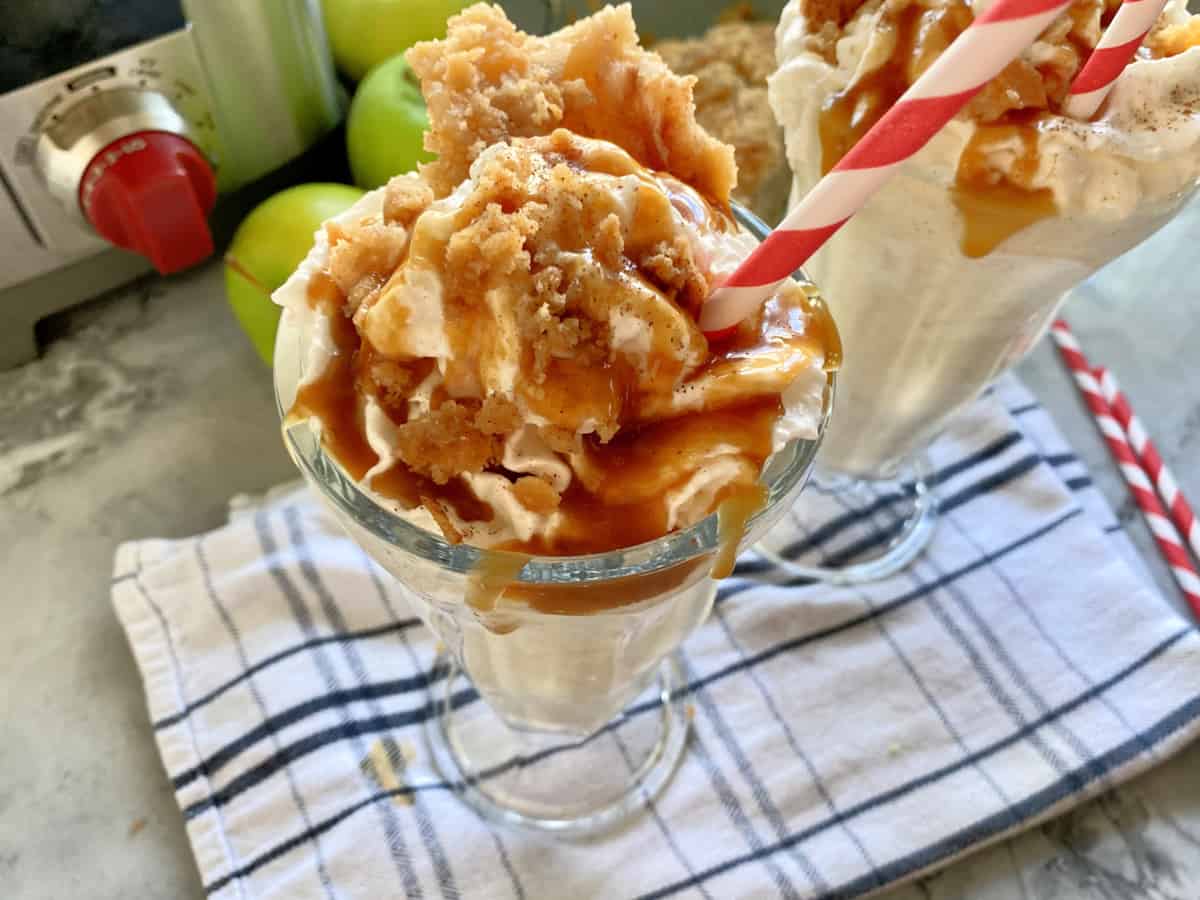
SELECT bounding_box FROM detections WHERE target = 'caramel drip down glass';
[274,204,835,834]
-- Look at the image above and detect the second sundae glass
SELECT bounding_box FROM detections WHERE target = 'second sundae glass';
[757,0,1200,584]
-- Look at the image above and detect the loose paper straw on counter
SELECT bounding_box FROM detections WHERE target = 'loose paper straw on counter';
[1098,366,1200,563]
[1050,320,1200,619]
[1063,0,1170,120]
[700,0,1074,334]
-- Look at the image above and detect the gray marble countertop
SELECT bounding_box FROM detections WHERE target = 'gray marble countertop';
[1,201,1198,899]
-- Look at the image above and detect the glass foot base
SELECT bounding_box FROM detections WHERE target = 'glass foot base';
[425,652,689,835]
[756,454,938,585]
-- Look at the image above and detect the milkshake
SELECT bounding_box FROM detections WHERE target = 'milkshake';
[273,3,837,827]
[276,131,834,558]
[771,0,1200,478]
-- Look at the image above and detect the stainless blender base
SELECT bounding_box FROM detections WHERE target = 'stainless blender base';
[0,248,149,369]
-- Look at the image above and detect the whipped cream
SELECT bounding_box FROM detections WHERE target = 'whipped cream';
[770,0,1200,476]
[276,179,827,548]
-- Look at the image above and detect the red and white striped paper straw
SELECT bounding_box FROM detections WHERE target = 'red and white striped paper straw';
[700,0,1074,334]
[1062,0,1169,120]
[1098,366,1200,562]
[1050,320,1200,618]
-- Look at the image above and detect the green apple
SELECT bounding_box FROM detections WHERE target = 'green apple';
[346,54,435,190]
[322,0,471,82]
[224,183,365,364]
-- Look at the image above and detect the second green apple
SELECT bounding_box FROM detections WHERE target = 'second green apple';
[322,0,470,81]
[347,55,436,190]
[225,183,365,364]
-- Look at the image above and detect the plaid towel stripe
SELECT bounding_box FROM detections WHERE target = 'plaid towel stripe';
[113,373,1200,900]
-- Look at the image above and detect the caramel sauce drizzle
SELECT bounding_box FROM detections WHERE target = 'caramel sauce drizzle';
[816,0,1061,257]
[288,271,378,481]
[466,550,530,614]
[292,272,492,523]
[818,3,943,176]
[712,483,768,579]
[951,119,1057,258]
[502,397,782,557]
[503,557,711,615]
[809,293,842,372]
[287,156,838,615]
[291,266,810,578]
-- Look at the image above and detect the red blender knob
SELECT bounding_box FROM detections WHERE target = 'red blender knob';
[79,131,217,275]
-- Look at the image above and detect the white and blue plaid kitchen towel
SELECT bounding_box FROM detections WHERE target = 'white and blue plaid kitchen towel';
[113,373,1200,900]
